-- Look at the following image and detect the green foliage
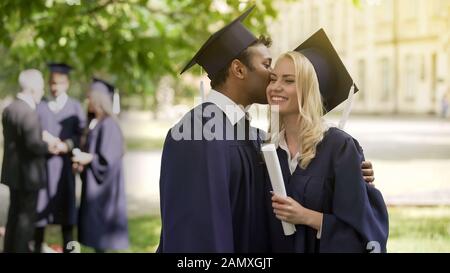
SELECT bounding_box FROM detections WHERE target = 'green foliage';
[0,0,277,100]
[352,0,361,7]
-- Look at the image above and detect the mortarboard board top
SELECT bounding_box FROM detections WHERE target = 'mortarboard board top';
[180,6,258,79]
[294,28,358,113]
[90,77,115,98]
[47,63,73,74]
[90,77,121,114]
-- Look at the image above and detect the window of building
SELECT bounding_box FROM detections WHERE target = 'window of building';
[328,3,336,39]
[433,0,447,17]
[405,0,419,20]
[375,0,392,22]
[383,0,394,21]
[311,5,319,30]
[379,58,391,102]
[405,55,417,101]
[357,59,366,102]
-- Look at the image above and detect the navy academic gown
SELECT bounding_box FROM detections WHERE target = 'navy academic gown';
[157,103,271,253]
[36,97,86,227]
[268,127,389,253]
[78,116,129,250]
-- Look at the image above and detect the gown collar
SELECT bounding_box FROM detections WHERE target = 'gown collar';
[17,92,36,110]
[48,92,68,113]
[205,89,249,126]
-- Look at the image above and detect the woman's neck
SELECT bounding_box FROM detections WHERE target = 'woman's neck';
[281,113,301,158]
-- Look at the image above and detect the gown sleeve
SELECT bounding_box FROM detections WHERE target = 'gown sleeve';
[158,127,234,253]
[74,101,87,147]
[88,118,123,183]
[64,100,86,150]
[320,134,389,253]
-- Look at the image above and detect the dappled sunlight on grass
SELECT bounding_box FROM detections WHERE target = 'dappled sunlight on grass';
[40,207,450,253]
[43,216,161,253]
[387,206,450,253]
[128,216,161,253]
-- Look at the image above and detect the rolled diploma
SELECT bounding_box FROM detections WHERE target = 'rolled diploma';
[261,144,296,236]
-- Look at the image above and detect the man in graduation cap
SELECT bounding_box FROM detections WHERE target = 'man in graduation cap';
[34,63,86,253]
[158,7,375,253]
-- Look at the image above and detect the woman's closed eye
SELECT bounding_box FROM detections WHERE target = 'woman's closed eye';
[284,79,295,84]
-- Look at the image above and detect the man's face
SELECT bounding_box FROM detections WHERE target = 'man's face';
[49,72,69,97]
[244,44,272,104]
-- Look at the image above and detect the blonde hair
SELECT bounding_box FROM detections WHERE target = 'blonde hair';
[270,51,327,169]
[87,89,125,152]
[89,89,114,117]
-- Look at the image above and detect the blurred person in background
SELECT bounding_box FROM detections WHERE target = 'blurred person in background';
[72,78,129,253]
[1,69,59,252]
[34,63,86,253]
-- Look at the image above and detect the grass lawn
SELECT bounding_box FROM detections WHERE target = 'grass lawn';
[41,206,450,253]
[43,216,161,253]
[387,206,450,252]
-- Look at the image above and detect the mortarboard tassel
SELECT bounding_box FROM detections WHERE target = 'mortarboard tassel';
[113,90,121,114]
[199,81,205,103]
[338,83,355,130]
[199,67,205,103]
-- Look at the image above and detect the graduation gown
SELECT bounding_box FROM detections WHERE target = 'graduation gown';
[158,103,271,253]
[78,116,129,250]
[36,97,86,226]
[268,127,389,253]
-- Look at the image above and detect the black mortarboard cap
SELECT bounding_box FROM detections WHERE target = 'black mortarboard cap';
[180,6,258,79]
[294,28,359,113]
[48,63,73,74]
[91,77,121,114]
[91,77,115,99]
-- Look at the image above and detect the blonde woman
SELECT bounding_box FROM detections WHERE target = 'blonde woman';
[266,29,388,253]
[72,78,129,252]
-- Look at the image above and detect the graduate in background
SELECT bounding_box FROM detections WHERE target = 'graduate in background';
[2,69,58,252]
[34,63,86,253]
[72,78,129,253]
[266,29,389,253]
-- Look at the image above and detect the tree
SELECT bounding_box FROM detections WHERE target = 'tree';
[0,0,277,103]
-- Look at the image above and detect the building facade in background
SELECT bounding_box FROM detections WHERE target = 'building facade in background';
[268,0,449,114]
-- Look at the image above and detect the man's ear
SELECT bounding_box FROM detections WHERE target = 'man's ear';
[229,59,247,80]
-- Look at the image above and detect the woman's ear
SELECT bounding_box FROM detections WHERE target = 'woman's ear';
[229,59,247,80]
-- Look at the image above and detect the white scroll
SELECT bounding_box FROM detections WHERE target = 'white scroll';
[261,144,296,236]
